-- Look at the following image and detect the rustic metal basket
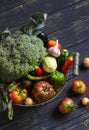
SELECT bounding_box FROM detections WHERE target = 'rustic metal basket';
[14,52,79,107]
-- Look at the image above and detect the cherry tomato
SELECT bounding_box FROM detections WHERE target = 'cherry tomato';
[9,87,28,103]
[72,80,86,95]
[58,97,75,114]
[32,81,55,103]
[47,40,61,49]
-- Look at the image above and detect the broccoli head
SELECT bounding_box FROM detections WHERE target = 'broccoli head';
[0,30,47,83]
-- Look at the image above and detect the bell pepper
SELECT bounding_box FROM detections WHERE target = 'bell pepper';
[61,53,74,75]
[49,70,65,92]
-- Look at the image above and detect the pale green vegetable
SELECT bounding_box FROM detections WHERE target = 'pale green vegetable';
[42,56,57,73]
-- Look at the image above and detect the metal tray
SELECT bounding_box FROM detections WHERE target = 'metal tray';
[14,52,79,107]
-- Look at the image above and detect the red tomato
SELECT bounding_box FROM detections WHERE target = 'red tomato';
[9,87,28,103]
[32,81,55,103]
[58,97,75,114]
[72,80,86,95]
[47,40,61,49]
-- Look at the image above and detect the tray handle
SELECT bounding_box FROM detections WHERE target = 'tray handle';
[66,52,80,81]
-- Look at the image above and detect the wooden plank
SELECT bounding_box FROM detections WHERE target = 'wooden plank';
[52,112,89,130]
[0,1,89,130]
[0,39,89,129]
[0,0,82,14]
[0,0,88,51]
[0,0,36,13]
[44,0,89,34]
[10,0,89,34]
[48,17,89,48]
[0,0,84,31]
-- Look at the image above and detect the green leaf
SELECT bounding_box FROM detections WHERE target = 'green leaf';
[21,21,37,35]
[2,90,9,103]
[21,12,47,35]
[31,12,47,23]
[0,93,8,111]
[7,82,17,92]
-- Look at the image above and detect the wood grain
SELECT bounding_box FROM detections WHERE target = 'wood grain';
[48,17,89,48]
[0,0,89,130]
[0,40,89,129]
[0,0,84,31]
[0,0,82,13]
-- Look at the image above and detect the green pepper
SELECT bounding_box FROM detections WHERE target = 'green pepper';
[49,70,65,92]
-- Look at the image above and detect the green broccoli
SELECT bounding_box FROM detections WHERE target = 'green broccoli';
[0,30,47,83]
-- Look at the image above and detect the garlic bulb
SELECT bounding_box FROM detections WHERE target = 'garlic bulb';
[47,40,61,57]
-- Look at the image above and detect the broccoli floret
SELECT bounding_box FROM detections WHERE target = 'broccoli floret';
[0,31,47,83]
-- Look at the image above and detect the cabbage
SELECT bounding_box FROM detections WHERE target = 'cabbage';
[42,56,57,73]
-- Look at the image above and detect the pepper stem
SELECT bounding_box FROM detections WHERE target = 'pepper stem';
[25,73,52,81]
[68,53,75,60]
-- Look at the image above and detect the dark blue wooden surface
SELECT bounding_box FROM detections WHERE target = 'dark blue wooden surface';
[0,0,89,130]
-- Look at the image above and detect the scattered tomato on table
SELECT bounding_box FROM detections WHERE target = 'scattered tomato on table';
[58,97,75,114]
[72,80,87,95]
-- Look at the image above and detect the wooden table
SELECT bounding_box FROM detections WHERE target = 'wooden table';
[0,0,89,129]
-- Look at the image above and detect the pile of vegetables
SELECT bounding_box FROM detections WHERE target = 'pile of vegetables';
[0,12,75,120]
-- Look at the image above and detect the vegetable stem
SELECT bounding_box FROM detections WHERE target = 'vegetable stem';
[26,73,52,80]
[8,100,13,120]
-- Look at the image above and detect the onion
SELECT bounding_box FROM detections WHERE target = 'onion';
[42,56,57,73]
